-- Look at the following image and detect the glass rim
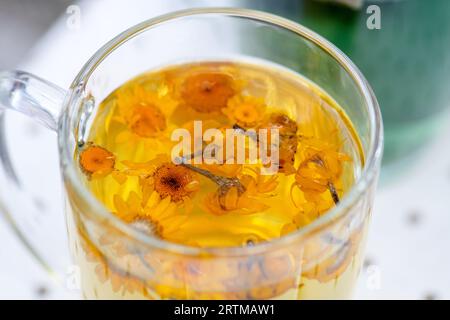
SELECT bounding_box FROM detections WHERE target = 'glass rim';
[60,7,383,257]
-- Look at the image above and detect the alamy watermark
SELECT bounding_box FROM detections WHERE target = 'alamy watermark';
[171,121,280,175]
[66,5,81,31]
[366,5,381,30]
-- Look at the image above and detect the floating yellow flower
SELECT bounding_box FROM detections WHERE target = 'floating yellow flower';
[203,167,276,216]
[293,138,351,196]
[113,190,187,240]
[79,143,115,178]
[153,163,200,203]
[241,167,279,195]
[258,113,298,174]
[180,72,236,113]
[222,95,266,128]
[112,85,176,143]
[121,154,200,213]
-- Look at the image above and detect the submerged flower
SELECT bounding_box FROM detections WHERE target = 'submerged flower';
[180,72,236,113]
[121,155,200,212]
[293,138,351,195]
[241,167,279,195]
[79,143,115,178]
[127,104,166,138]
[113,190,187,239]
[222,95,266,128]
[113,85,174,142]
[259,113,298,174]
[152,163,200,202]
[203,167,276,215]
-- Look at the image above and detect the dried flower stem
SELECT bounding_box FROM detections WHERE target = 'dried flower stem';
[180,163,245,195]
[327,182,340,204]
[312,157,340,204]
[232,123,259,141]
[177,148,246,195]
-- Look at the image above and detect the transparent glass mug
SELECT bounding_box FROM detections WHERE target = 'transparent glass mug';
[0,8,382,299]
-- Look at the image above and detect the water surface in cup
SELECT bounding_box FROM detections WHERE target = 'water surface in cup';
[78,60,362,246]
[73,60,366,299]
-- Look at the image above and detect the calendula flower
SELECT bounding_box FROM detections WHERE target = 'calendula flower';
[113,190,187,240]
[203,167,277,215]
[288,139,350,221]
[241,167,279,195]
[152,163,200,203]
[112,85,175,143]
[128,105,166,138]
[121,155,200,213]
[258,113,298,174]
[180,72,236,113]
[222,95,266,128]
[293,138,351,197]
[79,143,115,178]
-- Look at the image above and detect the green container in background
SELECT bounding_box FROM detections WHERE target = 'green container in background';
[244,0,450,165]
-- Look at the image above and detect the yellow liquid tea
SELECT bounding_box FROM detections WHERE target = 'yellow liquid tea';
[71,61,366,299]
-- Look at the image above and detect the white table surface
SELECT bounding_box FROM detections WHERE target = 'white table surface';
[1,0,449,300]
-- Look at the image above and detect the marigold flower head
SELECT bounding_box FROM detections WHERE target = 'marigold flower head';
[113,190,187,239]
[121,155,199,212]
[79,144,115,177]
[223,95,266,128]
[181,72,236,113]
[259,113,298,174]
[240,167,278,195]
[113,85,173,141]
[128,104,167,138]
[294,139,351,195]
[153,163,199,202]
[203,169,274,216]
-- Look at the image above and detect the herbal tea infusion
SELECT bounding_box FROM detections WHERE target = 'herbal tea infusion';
[71,61,366,299]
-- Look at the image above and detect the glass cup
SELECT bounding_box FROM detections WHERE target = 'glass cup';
[0,8,382,299]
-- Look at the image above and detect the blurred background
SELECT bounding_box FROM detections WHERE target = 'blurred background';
[1,0,449,299]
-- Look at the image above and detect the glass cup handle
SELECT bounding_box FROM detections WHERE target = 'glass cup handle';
[0,70,70,283]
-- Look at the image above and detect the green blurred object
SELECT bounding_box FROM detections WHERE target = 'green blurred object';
[245,0,450,164]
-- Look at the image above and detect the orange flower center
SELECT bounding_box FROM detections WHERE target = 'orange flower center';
[129,104,166,137]
[79,145,115,175]
[233,103,261,126]
[153,163,195,202]
[181,72,235,113]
